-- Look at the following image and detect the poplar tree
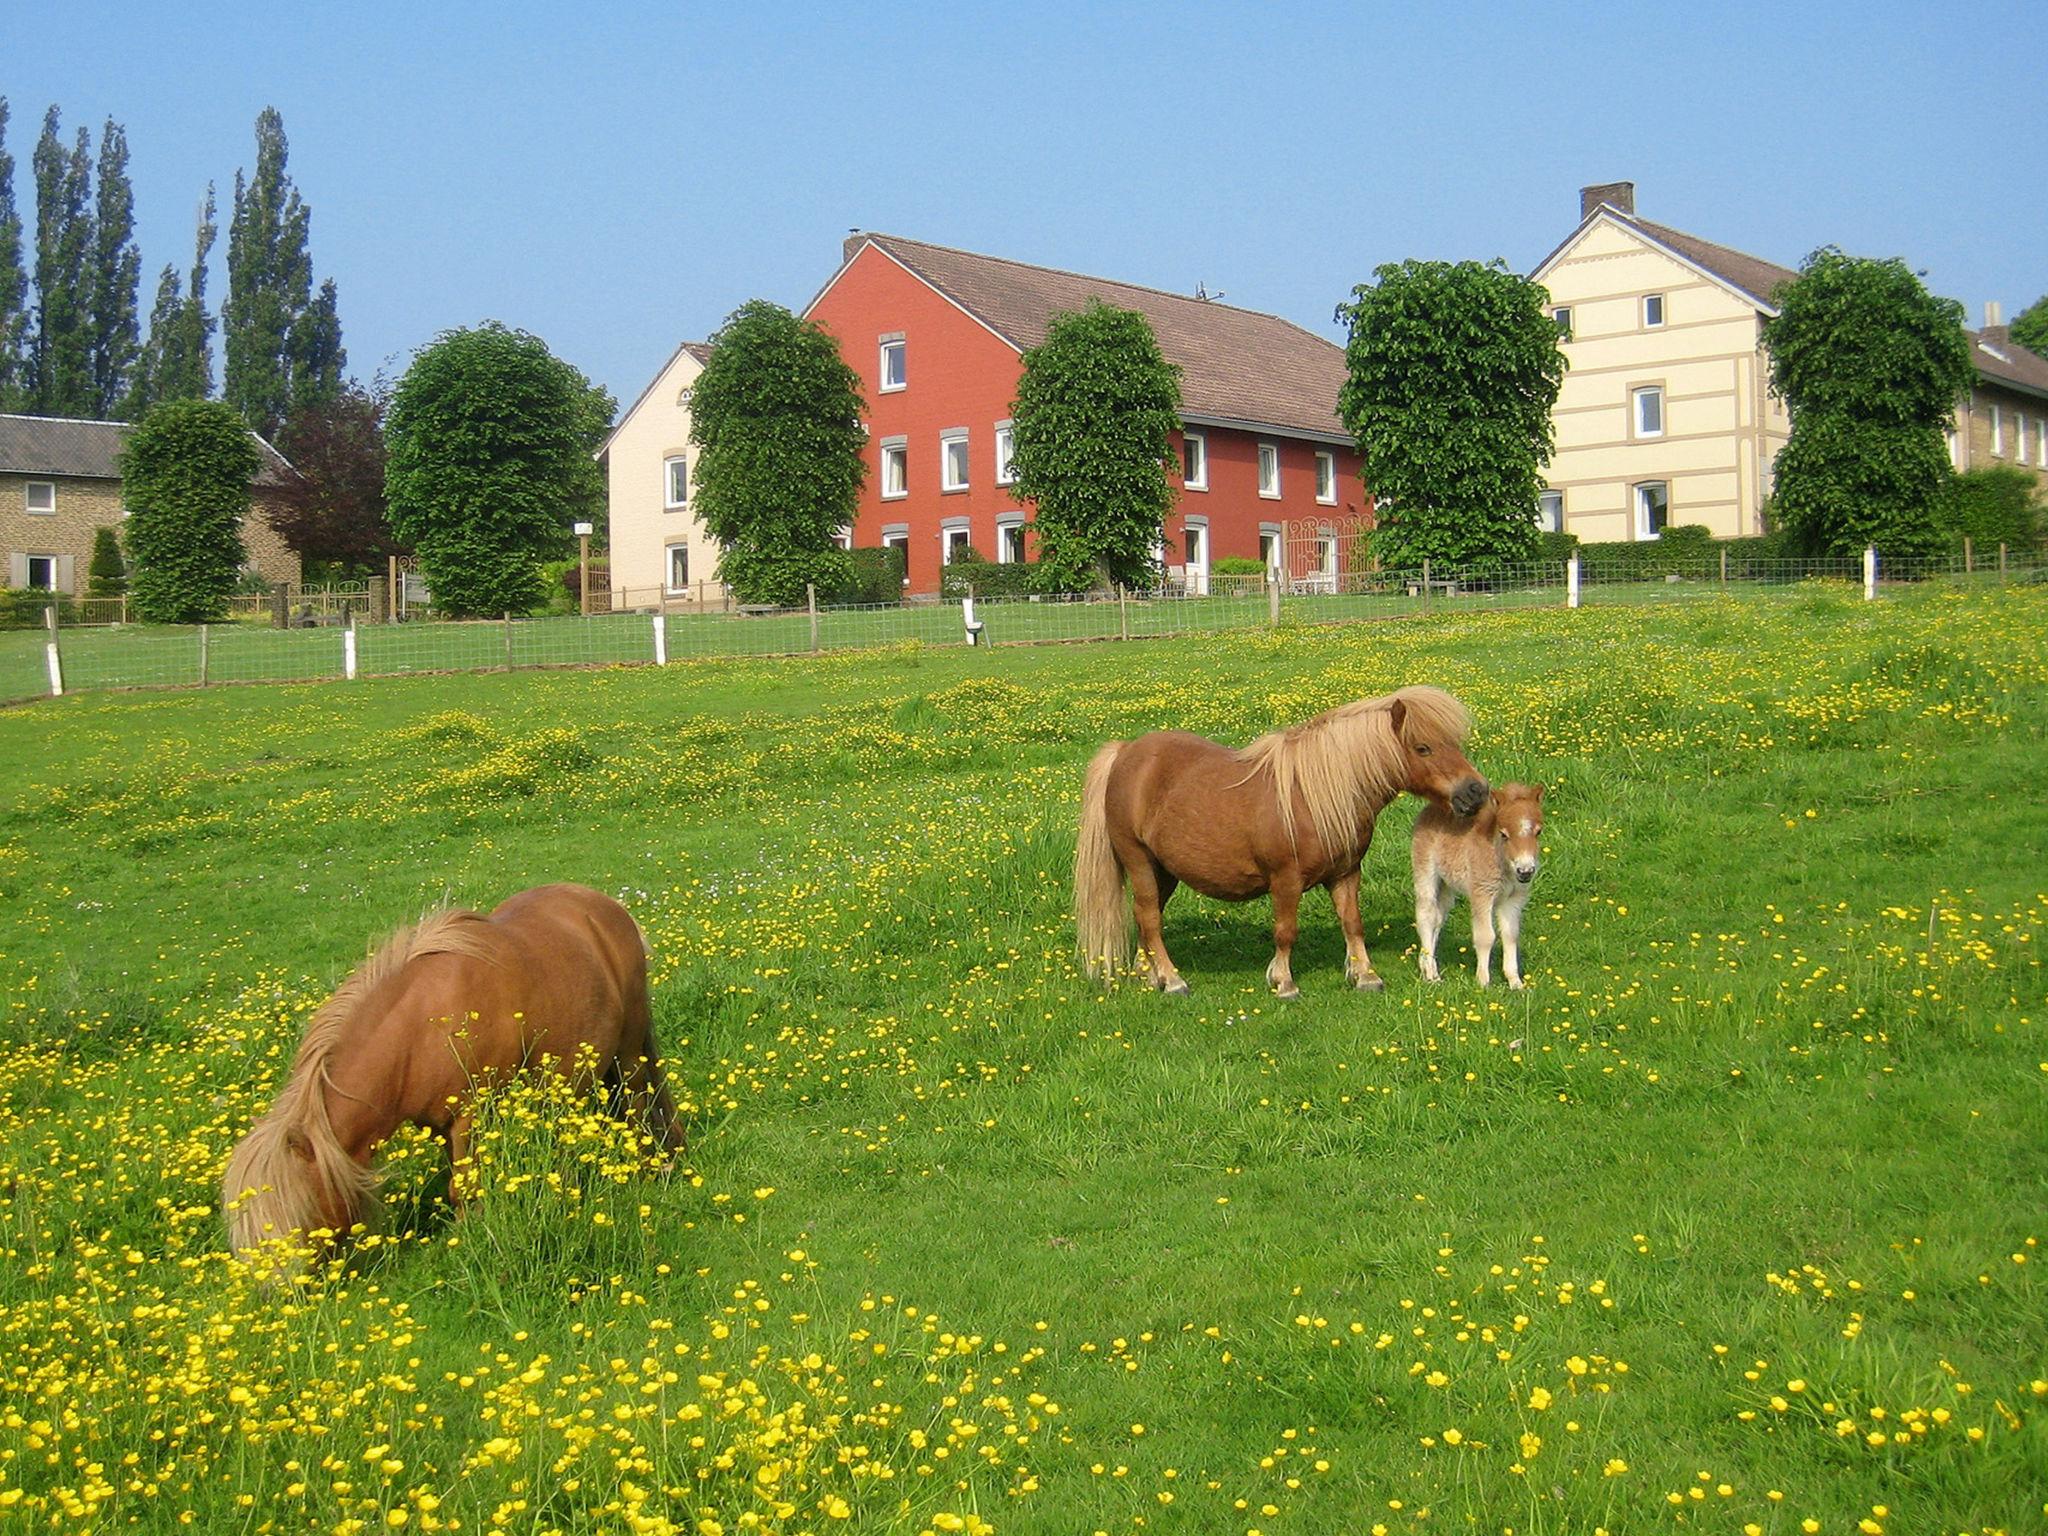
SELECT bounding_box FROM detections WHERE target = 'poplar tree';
[90,119,141,418]
[0,100,30,410]
[130,186,217,413]
[224,107,316,436]
[30,107,95,418]
[289,276,345,409]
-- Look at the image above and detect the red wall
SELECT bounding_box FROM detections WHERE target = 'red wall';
[808,244,1367,592]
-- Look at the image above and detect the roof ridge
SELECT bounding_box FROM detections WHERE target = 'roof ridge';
[0,411,131,429]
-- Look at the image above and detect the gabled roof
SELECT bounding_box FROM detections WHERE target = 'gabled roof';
[598,339,713,461]
[0,412,298,486]
[1971,328,2048,405]
[1531,205,1799,314]
[818,234,1351,441]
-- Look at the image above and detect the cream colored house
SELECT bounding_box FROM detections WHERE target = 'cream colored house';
[598,339,720,604]
[1955,307,2048,489]
[1531,183,1795,541]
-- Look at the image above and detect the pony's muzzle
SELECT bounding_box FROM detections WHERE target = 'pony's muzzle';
[1513,860,1539,884]
[1451,778,1489,817]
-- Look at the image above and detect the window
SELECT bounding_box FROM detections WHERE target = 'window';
[2037,417,2047,468]
[1316,534,1337,578]
[1633,385,1664,438]
[666,544,690,592]
[1643,293,1665,328]
[879,336,906,392]
[664,455,688,508]
[26,555,57,590]
[1259,525,1281,576]
[942,523,972,564]
[25,482,55,515]
[1315,451,1337,504]
[997,517,1026,564]
[1258,442,1280,498]
[1990,403,2003,456]
[881,438,908,499]
[1182,432,1208,491]
[1538,489,1564,533]
[1634,481,1669,540]
[994,422,1016,485]
[676,385,693,408]
[941,429,969,492]
[1552,306,1573,340]
[882,525,910,584]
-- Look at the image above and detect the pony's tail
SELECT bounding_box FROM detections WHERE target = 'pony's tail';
[1075,742,1132,982]
[221,1071,381,1263]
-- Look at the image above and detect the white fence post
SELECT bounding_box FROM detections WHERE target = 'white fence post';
[1863,545,1877,601]
[652,610,667,665]
[1567,554,1581,609]
[343,611,359,679]
[44,606,62,697]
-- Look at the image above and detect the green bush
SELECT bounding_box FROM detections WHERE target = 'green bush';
[1535,530,1581,562]
[121,399,261,623]
[88,527,127,596]
[1936,467,2043,551]
[836,546,906,606]
[1212,556,1266,576]
[940,551,1037,601]
[0,589,78,629]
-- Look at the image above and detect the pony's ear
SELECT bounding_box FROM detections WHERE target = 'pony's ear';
[285,1129,314,1163]
[1534,783,1547,801]
[1388,697,1407,739]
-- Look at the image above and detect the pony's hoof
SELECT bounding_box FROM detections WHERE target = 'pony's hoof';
[1161,978,1192,997]
[1353,972,1385,993]
[1274,983,1301,1001]
[1507,978,1525,991]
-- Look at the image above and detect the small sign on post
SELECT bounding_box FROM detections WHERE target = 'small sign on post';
[343,610,359,680]
[652,610,667,665]
[44,605,62,697]
[1863,545,1877,601]
[1567,554,1581,609]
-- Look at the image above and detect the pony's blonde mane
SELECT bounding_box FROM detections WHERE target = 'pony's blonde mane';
[222,908,500,1258]
[1234,686,1471,854]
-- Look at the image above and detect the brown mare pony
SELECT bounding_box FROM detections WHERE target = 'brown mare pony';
[222,883,682,1259]
[1075,686,1487,997]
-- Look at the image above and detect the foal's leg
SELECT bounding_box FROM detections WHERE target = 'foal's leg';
[1266,875,1304,999]
[1500,892,1528,991]
[1128,860,1189,994]
[1329,869,1383,991]
[1470,890,1498,988]
[1415,873,1447,983]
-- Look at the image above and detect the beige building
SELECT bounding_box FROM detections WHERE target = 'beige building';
[1955,308,2048,487]
[598,339,720,605]
[2,413,301,595]
[1531,182,1794,542]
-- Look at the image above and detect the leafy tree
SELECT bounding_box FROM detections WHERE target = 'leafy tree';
[1762,248,1972,557]
[87,525,126,596]
[89,119,139,417]
[384,323,606,617]
[30,107,94,418]
[225,108,340,437]
[121,398,260,622]
[130,185,220,416]
[272,380,401,570]
[0,100,30,410]
[289,277,345,410]
[1007,300,1181,592]
[689,300,865,606]
[2012,295,2048,358]
[1335,259,1565,569]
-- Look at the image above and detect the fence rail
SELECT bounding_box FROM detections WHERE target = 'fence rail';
[5,547,2043,706]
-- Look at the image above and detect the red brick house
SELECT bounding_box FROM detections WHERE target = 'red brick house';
[804,234,1365,594]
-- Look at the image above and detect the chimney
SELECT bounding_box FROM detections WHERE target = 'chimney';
[843,231,870,267]
[1580,181,1636,221]
[1984,300,2004,329]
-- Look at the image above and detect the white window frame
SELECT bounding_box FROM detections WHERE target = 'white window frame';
[1179,518,1210,596]
[1633,385,1665,439]
[1258,442,1281,499]
[1552,306,1572,339]
[665,543,690,593]
[879,336,906,393]
[994,421,1016,486]
[24,481,56,515]
[880,439,908,500]
[1316,533,1337,578]
[996,514,1026,565]
[1258,523,1282,577]
[1990,403,2003,456]
[26,554,58,590]
[1538,489,1564,533]
[2037,417,2047,469]
[1182,431,1208,491]
[941,520,972,565]
[881,524,910,585]
[1642,293,1666,328]
[1634,481,1669,541]
[663,455,688,509]
[1314,451,1337,505]
[941,428,969,493]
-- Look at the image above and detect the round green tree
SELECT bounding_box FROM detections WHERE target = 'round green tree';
[120,398,259,622]
[1008,301,1181,593]
[2011,295,2047,358]
[384,324,607,618]
[689,300,865,607]
[1336,259,1565,570]
[1762,248,1972,557]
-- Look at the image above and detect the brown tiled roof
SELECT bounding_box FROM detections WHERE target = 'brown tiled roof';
[0,412,297,487]
[1631,219,1800,311]
[679,341,715,367]
[1970,328,2048,404]
[849,234,1350,440]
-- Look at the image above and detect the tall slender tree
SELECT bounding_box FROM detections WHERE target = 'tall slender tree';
[0,100,31,410]
[129,185,217,414]
[90,118,140,418]
[289,276,345,410]
[224,107,317,436]
[30,106,96,418]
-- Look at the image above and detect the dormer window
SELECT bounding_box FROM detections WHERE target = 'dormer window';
[879,336,906,392]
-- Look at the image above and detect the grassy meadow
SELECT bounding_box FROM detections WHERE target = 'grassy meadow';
[0,584,2043,1536]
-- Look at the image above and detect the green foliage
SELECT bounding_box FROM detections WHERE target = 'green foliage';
[2010,295,2048,358]
[89,119,139,418]
[384,323,604,618]
[1936,466,2044,551]
[120,399,260,622]
[839,545,906,606]
[1337,259,1565,569]
[939,550,1036,600]
[1535,529,1581,562]
[88,525,126,596]
[1763,248,1972,557]
[1009,300,1182,592]
[30,107,94,418]
[128,186,218,415]
[0,587,76,628]
[0,100,28,410]
[1211,555,1267,576]
[689,300,867,607]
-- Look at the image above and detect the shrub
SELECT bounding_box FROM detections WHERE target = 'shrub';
[1212,556,1267,576]
[88,527,127,596]
[0,589,79,629]
[940,551,1036,601]
[837,546,906,606]
[121,398,261,623]
[1535,530,1580,562]
[1937,466,2043,551]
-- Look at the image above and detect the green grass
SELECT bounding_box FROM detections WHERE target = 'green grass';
[0,584,2043,1535]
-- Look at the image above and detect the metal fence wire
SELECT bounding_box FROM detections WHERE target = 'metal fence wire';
[5,546,2043,706]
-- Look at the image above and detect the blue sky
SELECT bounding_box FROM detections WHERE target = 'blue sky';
[7,0,2044,406]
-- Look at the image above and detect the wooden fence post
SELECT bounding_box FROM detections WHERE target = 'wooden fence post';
[503,612,514,670]
[1267,572,1280,626]
[388,555,400,620]
[1863,546,1877,601]
[1567,554,1581,609]
[1999,542,2009,583]
[1118,584,1130,642]
[652,610,667,665]
[807,583,819,653]
[1421,559,1432,616]
[43,605,62,697]
[272,583,289,630]
[1720,547,1728,586]
[1963,535,1974,574]
[197,623,210,687]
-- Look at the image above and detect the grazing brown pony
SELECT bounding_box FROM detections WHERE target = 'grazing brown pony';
[1076,686,1488,997]
[222,883,681,1258]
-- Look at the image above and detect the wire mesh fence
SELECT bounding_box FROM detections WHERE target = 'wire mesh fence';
[6,545,2044,706]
